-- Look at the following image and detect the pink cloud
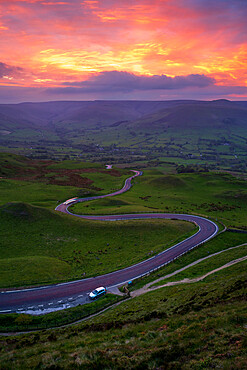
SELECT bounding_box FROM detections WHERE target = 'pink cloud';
[0,0,246,102]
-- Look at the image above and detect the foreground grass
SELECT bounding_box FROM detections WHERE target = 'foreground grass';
[0,261,246,369]
[0,202,195,288]
[0,294,124,333]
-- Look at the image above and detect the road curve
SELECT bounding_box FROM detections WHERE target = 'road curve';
[0,170,218,313]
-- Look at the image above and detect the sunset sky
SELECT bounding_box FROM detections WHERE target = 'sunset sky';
[0,0,246,102]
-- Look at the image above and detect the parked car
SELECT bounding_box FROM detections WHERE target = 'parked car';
[89,286,107,300]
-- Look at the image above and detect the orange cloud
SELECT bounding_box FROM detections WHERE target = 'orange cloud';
[0,0,246,98]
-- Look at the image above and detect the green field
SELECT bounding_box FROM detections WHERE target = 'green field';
[0,98,247,368]
[0,202,195,287]
[0,153,132,209]
[0,154,246,289]
[0,153,247,367]
[71,170,247,229]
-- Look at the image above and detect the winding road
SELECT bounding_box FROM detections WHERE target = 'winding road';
[0,170,218,314]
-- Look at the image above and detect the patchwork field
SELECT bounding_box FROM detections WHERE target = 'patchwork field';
[0,153,132,209]
[1,100,247,173]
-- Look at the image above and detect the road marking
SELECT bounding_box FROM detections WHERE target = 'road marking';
[3,286,48,294]
[0,309,11,313]
[56,281,77,287]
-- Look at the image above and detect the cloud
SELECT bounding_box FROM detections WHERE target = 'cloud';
[48,71,215,94]
[0,62,24,78]
[0,83,247,104]
[0,0,246,95]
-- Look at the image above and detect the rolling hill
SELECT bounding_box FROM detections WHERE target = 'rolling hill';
[0,99,246,171]
[0,100,196,133]
[126,99,247,131]
[0,99,246,139]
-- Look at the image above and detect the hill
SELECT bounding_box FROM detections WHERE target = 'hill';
[2,99,246,134]
[0,153,246,367]
[0,100,197,136]
[127,99,247,130]
[0,99,246,171]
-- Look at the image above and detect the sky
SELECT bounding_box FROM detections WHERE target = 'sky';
[0,0,246,103]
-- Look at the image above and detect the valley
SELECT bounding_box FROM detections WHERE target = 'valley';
[1,100,247,173]
[0,101,246,368]
[1,0,247,366]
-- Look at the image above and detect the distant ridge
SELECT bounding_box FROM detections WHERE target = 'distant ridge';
[0,99,246,130]
[0,100,246,163]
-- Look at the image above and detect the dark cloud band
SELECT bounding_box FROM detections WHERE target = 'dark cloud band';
[48,71,215,94]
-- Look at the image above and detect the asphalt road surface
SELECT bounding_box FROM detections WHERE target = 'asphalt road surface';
[0,170,218,314]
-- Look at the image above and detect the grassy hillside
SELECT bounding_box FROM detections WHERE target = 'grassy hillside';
[0,229,245,333]
[0,260,246,368]
[151,243,247,285]
[127,99,247,130]
[71,170,247,229]
[0,153,132,208]
[0,155,246,288]
[0,202,195,287]
[0,100,175,141]
[128,231,247,292]
[0,154,246,368]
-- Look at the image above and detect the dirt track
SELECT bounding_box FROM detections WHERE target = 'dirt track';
[131,252,247,297]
